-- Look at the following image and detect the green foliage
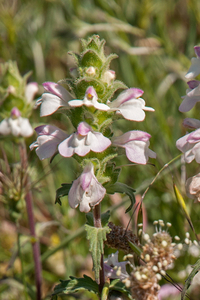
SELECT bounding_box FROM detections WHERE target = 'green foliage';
[55,183,72,205]
[181,259,200,300]
[106,182,136,213]
[52,275,99,298]
[85,224,111,281]
[0,61,34,118]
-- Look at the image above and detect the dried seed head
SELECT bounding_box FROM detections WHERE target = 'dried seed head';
[105,222,140,254]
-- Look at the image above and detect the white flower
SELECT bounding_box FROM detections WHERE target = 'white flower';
[36,82,73,116]
[112,130,156,164]
[58,122,111,157]
[0,107,33,137]
[68,163,106,212]
[30,125,68,160]
[108,88,154,121]
[68,86,110,111]
[185,46,200,79]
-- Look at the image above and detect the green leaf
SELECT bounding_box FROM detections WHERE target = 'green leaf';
[109,279,132,299]
[52,275,99,297]
[81,50,103,68]
[86,212,94,226]
[55,183,72,205]
[173,182,198,240]
[101,210,111,227]
[181,258,200,300]
[86,211,110,227]
[85,224,111,282]
[128,241,142,256]
[106,182,136,213]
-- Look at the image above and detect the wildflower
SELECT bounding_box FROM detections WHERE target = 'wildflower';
[0,107,33,137]
[25,82,39,103]
[102,70,116,85]
[112,130,156,164]
[36,82,73,116]
[104,251,129,280]
[68,86,110,111]
[185,172,200,202]
[179,80,200,112]
[30,125,68,160]
[108,88,154,121]
[68,163,106,212]
[182,117,200,129]
[58,121,111,157]
[176,128,200,163]
[185,46,200,79]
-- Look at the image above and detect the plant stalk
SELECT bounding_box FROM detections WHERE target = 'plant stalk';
[19,142,42,300]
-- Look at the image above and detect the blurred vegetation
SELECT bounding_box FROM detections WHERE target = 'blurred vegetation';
[1,0,200,299]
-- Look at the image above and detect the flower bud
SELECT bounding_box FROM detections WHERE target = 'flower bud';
[86,66,96,76]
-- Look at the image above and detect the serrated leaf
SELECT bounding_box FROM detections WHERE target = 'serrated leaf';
[85,224,111,282]
[55,183,72,205]
[109,279,132,299]
[181,258,200,300]
[106,182,136,213]
[52,275,99,296]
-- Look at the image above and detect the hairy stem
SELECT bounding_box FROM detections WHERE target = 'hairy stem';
[19,142,42,300]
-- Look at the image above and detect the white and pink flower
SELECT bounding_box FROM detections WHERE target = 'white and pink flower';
[185,46,200,79]
[179,80,200,112]
[30,125,68,160]
[108,88,154,122]
[36,82,73,116]
[112,130,156,164]
[104,251,129,280]
[0,107,33,137]
[58,122,111,157]
[68,163,106,212]
[176,128,200,163]
[68,86,110,111]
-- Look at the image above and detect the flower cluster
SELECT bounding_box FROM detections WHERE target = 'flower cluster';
[176,46,200,201]
[0,61,38,138]
[31,36,156,212]
[176,46,200,163]
[129,220,176,300]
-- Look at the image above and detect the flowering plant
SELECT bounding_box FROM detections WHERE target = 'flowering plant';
[30,35,177,299]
